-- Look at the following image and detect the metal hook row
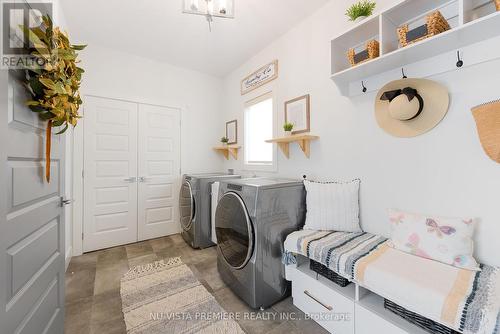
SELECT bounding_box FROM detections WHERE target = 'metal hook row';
[360,50,464,93]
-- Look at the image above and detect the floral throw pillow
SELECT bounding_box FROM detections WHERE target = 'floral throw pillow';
[387,209,479,270]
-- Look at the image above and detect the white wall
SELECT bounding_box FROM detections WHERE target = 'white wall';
[78,44,225,174]
[221,0,500,267]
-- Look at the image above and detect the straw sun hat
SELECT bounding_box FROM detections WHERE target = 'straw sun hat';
[375,78,450,137]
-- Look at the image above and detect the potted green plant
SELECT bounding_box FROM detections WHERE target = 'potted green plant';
[221,136,229,146]
[283,122,294,137]
[346,0,376,23]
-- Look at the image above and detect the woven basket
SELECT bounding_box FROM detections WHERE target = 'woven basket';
[384,299,460,334]
[398,11,450,47]
[495,0,500,11]
[347,40,380,67]
[309,260,351,287]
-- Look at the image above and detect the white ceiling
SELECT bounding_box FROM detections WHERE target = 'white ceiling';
[61,0,329,77]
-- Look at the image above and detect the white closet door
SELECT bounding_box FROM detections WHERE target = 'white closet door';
[137,104,181,241]
[83,96,138,252]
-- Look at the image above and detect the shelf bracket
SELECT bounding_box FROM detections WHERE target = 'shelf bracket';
[214,146,241,160]
[228,147,238,160]
[277,142,290,158]
[298,139,311,158]
[266,134,318,159]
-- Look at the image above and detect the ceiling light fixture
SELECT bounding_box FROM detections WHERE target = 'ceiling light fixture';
[182,0,234,32]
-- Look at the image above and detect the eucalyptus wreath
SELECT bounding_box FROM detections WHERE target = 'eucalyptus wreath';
[21,14,86,181]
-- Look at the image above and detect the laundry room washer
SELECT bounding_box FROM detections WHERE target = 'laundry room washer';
[179,173,241,249]
[215,177,306,309]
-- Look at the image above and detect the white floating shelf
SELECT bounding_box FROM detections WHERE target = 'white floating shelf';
[330,0,500,96]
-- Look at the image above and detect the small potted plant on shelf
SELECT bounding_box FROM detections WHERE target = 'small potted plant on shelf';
[346,0,376,23]
[221,136,229,146]
[283,122,294,137]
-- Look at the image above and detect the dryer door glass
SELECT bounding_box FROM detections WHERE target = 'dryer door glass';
[215,192,253,269]
[179,181,195,231]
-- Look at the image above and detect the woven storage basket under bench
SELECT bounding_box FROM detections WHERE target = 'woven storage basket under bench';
[309,259,351,287]
[384,299,460,334]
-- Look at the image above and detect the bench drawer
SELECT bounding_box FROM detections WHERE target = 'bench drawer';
[292,267,354,334]
[356,304,406,334]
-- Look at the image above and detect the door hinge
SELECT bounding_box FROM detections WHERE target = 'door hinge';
[82,170,84,178]
[82,233,84,240]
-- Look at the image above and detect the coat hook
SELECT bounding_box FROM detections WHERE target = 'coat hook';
[456,50,463,68]
[361,81,367,93]
[402,68,408,79]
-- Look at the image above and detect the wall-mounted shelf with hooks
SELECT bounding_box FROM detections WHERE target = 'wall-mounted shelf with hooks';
[266,134,319,159]
[331,0,500,96]
[213,145,241,160]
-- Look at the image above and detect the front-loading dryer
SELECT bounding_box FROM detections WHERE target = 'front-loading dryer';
[179,173,240,249]
[215,177,305,309]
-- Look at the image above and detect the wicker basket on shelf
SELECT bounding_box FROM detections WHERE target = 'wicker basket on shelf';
[495,0,500,11]
[309,260,351,287]
[397,11,451,48]
[347,40,380,67]
[384,299,460,334]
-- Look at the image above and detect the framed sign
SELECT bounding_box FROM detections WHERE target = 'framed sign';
[241,60,278,95]
[226,120,238,144]
[285,94,310,134]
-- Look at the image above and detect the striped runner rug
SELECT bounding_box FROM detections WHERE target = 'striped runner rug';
[120,257,244,334]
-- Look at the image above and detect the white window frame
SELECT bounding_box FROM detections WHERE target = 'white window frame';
[243,91,277,172]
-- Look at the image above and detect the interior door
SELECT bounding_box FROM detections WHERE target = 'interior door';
[0,72,65,334]
[83,96,138,252]
[138,104,181,241]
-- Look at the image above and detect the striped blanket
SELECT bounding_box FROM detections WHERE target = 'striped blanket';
[284,230,500,334]
[283,230,387,279]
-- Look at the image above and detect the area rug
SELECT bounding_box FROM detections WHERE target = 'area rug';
[120,257,244,334]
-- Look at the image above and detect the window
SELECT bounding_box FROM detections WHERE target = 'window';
[244,93,275,169]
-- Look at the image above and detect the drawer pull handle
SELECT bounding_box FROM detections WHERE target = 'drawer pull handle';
[303,290,333,311]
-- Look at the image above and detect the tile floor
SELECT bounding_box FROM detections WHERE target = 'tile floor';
[65,233,329,334]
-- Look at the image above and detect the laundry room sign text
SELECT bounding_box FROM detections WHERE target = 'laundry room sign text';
[240,60,278,95]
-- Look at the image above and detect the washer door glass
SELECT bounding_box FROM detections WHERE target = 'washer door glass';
[215,192,253,269]
[179,181,195,231]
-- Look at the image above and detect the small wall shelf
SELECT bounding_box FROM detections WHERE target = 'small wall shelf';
[213,145,241,160]
[331,0,500,96]
[266,134,319,159]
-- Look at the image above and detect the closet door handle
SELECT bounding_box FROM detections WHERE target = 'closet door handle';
[123,177,137,183]
[303,290,333,311]
[138,177,149,183]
